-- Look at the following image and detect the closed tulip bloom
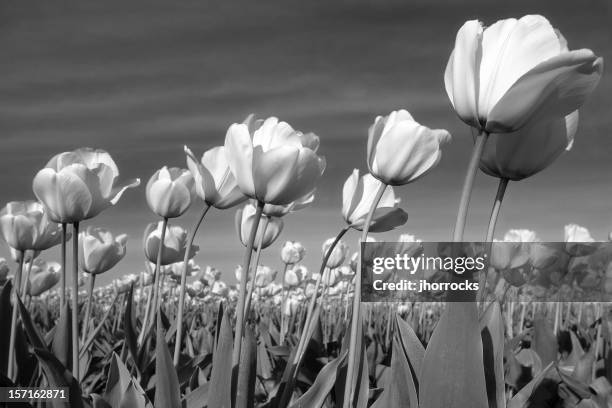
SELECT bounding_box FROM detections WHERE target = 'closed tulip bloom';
[480,111,579,181]
[0,201,67,251]
[285,264,309,287]
[503,229,540,242]
[564,223,598,256]
[146,166,194,218]
[280,241,306,264]
[211,280,229,297]
[143,221,199,265]
[367,110,451,186]
[254,265,277,288]
[33,148,140,223]
[445,15,603,133]
[490,240,530,270]
[342,169,407,232]
[27,262,61,296]
[185,145,247,209]
[79,226,127,274]
[165,260,201,279]
[322,238,349,269]
[225,116,326,205]
[236,203,283,250]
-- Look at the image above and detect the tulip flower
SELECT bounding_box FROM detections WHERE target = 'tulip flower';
[564,223,598,257]
[367,110,451,186]
[143,222,198,266]
[211,280,229,297]
[235,202,283,250]
[146,166,194,218]
[342,170,407,232]
[281,241,306,265]
[254,265,277,288]
[26,261,61,297]
[33,148,140,223]
[503,229,540,242]
[444,15,603,134]
[480,112,578,181]
[285,264,309,287]
[262,190,316,218]
[225,116,326,206]
[322,238,349,269]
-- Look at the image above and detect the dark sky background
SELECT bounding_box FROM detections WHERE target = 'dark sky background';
[1,0,611,284]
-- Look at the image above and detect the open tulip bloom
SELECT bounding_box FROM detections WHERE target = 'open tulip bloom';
[445,15,603,134]
[146,166,195,218]
[33,148,140,223]
[225,116,326,206]
[0,201,67,252]
[143,221,199,266]
[79,226,128,275]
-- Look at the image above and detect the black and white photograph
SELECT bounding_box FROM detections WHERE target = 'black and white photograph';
[0,0,610,406]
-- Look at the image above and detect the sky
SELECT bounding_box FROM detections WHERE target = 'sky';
[1,0,611,285]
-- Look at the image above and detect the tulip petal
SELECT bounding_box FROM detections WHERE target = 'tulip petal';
[352,207,408,232]
[225,123,256,198]
[487,50,602,132]
[367,116,386,173]
[108,178,140,205]
[478,15,563,119]
[342,169,361,222]
[444,19,483,128]
[74,148,120,178]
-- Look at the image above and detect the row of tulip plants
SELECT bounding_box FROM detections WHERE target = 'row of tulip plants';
[0,12,606,408]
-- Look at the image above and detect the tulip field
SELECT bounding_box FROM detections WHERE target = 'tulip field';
[0,12,609,408]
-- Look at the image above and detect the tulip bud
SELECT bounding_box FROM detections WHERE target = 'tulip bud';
[342,170,407,232]
[79,226,127,275]
[322,238,348,269]
[367,110,451,186]
[143,221,198,265]
[254,265,277,288]
[224,116,326,205]
[280,241,306,265]
[33,148,140,223]
[285,264,309,287]
[211,280,229,297]
[235,203,283,250]
[146,166,194,218]
[564,224,598,257]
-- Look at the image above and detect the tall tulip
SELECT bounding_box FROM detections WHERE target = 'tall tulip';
[32,148,138,380]
[367,110,451,186]
[445,15,602,134]
[79,226,127,341]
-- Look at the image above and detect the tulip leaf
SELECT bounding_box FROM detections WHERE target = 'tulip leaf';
[52,300,72,370]
[533,316,558,367]
[15,294,47,350]
[33,347,83,408]
[235,326,257,408]
[154,311,181,408]
[104,353,135,407]
[480,301,506,408]
[420,302,488,408]
[395,314,425,381]
[183,383,209,408]
[288,351,347,408]
[123,283,140,373]
[507,362,554,408]
[207,308,233,408]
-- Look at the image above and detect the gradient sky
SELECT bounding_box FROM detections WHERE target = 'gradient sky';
[1,0,611,284]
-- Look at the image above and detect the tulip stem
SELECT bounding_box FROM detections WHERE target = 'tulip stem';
[71,222,80,379]
[244,216,269,318]
[149,217,169,336]
[343,180,387,408]
[478,177,509,304]
[7,251,24,379]
[453,131,489,241]
[279,226,349,408]
[173,204,210,366]
[232,201,264,373]
[20,254,34,296]
[280,262,290,345]
[82,273,96,345]
[61,223,67,305]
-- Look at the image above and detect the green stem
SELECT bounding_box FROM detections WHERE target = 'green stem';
[61,223,67,305]
[71,222,80,379]
[7,251,24,379]
[81,273,96,344]
[453,131,489,241]
[173,204,210,366]
[344,180,387,407]
[232,201,265,368]
[478,177,509,304]
[244,216,269,318]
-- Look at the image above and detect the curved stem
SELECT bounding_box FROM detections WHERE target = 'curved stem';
[279,226,349,407]
[244,216,269,318]
[60,223,67,305]
[7,251,24,379]
[232,201,264,368]
[150,217,168,332]
[343,180,387,407]
[478,178,509,304]
[453,131,489,242]
[82,273,96,344]
[173,204,210,366]
[71,222,80,379]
